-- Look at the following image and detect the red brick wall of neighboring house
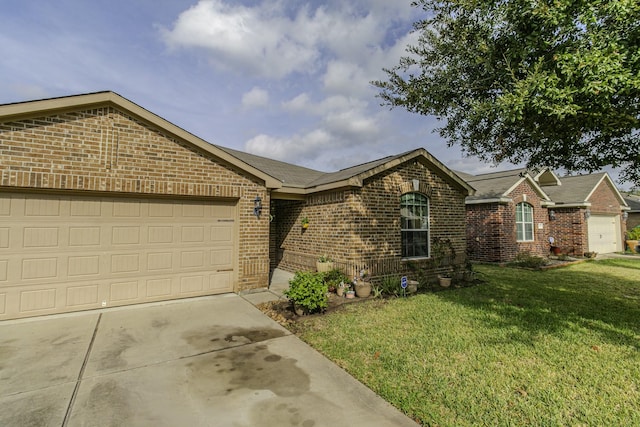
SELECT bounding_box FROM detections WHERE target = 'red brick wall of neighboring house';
[274,159,468,285]
[510,182,551,258]
[548,208,588,256]
[0,107,270,290]
[466,180,550,263]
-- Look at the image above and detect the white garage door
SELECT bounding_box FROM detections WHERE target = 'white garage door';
[0,193,236,320]
[587,214,621,254]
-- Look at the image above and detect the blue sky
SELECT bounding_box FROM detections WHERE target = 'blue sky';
[0,0,629,187]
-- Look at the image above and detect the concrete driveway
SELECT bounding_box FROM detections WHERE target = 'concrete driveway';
[0,294,416,427]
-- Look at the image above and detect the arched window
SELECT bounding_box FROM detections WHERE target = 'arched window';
[401,193,430,258]
[516,202,534,241]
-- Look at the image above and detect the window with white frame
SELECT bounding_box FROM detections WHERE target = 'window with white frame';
[401,193,430,258]
[516,202,534,241]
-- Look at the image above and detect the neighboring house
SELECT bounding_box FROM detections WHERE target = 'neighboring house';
[0,91,474,320]
[622,193,640,230]
[461,168,629,263]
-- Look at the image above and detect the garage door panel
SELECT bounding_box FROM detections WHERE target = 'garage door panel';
[148,226,173,244]
[146,278,172,297]
[180,275,204,294]
[147,252,173,272]
[20,288,57,312]
[110,280,140,302]
[0,228,8,247]
[112,200,141,217]
[211,225,233,243]
[0,195,10,215]
[23,227,59,248]
[182,204,205,217]
[67,284,99,307]
[148,203,174,217]
[210,272,232,291]
[111,253,141,274]
[69,226,101,246]
[70,199,101,216]
[181,226,205,243]
[211,248,233,268]
[22,257,58,280]
[0,194,237,320]
[112,226,140,245]
[0,260,7,281]
[181,250,205,269]
[25,197,60,216]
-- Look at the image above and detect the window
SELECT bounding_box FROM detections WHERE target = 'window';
[401,193,429,258]
[516,202,534,241]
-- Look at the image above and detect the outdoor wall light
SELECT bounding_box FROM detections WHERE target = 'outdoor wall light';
[584,209,591,219]
[253,196,262,218]
[623,212,629,220]
[549,210,556,220]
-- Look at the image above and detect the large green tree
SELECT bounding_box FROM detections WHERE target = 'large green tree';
[374,0,640,184]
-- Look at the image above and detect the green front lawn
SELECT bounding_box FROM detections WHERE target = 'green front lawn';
[292,259,640,426]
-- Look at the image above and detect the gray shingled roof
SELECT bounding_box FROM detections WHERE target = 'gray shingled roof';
[216,146,325,187]
[217,147,464,191]
[459,168,529,201]
[623,193,640,211]
[542,173,607,205]
[305,151,415,187]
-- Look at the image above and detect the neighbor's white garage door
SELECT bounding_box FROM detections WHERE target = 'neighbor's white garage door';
[0,193,236,320]
[587,214,621,254]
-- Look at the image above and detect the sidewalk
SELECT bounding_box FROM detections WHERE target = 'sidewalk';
[240,268,293,306]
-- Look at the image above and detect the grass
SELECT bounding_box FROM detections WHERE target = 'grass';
[291,259,640,426]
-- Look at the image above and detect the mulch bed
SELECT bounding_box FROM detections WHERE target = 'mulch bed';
[256,293,371,327]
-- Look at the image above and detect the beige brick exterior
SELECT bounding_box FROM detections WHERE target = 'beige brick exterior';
[0,106,270,291]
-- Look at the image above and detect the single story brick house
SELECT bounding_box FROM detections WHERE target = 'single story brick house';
[459,168,629,262]
[0,91,474,320]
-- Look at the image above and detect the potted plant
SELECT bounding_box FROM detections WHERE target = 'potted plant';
[626,226,640,253]
[301,217,309,229]
[549,236,561,255]
[316,254,334,272]
[432,238,455,287]
[354,267,372,297]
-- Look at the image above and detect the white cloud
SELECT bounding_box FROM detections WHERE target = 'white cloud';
[241,86,269,108]
[245,129,332,164]
[162,0,321,78]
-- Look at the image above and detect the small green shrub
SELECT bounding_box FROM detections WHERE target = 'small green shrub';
[379,275,401,296]
[322,269,350,289]
[627,226,640,240]
[509,252,549,269]
[284,271,328,314]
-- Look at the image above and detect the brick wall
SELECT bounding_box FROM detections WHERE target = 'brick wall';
[466,180,550,262]
[0,107,270,290]
[273,159,468,284]
[588,179,627,246]
[548,208,587,256]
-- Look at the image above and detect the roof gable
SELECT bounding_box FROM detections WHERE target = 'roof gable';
[463,169,550,203]
[0,91,281,189]
[542,173,627,207]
